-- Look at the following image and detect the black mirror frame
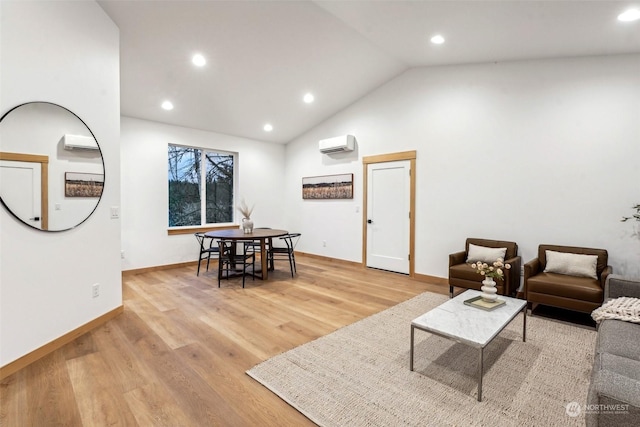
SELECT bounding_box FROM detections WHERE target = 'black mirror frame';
[0,101,106,232]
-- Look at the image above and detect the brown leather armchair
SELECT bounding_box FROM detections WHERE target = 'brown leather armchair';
[448,238,521,298]
[524,244,612,314]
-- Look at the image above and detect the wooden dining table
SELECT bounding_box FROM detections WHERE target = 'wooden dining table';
[204,228,288,280]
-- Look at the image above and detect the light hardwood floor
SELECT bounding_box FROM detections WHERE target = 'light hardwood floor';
[0,255,446,426]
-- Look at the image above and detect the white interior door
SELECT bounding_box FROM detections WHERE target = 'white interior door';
[0,160,42,229]
[366,160,410,274]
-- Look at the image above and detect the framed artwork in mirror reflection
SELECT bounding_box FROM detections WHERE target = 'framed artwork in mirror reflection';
[65,172,104,197]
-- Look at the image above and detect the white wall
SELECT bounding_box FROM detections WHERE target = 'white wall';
[285,54,640,279]
[120,117,285,270]
[0,1,121,365]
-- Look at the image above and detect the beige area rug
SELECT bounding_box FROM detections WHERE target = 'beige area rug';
[247,292,597,426]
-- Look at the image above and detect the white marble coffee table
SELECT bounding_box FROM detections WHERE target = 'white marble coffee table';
[410,289,527,401]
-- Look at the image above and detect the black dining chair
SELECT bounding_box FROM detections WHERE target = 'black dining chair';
[245,227,272,265]
[268,233,301,277]
[195,232,219,276]
[217,239,256,288]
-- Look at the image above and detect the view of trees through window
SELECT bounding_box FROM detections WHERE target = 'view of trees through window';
[168,145,234,227]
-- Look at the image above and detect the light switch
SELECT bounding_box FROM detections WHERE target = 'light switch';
[55,203,61,210]
[111,206,120,219]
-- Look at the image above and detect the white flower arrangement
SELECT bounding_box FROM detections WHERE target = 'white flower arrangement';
[471,257,511,280]
[236,198,254,219]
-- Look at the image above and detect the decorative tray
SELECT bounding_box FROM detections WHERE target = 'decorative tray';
[464,296,506,311]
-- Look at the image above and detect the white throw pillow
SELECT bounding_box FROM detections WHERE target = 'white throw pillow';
[544,250,598,279]
[466,244,507,263]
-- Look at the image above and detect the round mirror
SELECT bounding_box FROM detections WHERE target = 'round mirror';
[0,102,104,231]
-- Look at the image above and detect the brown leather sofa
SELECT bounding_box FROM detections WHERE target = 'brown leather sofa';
[448,238,521,298]
[524,244,612,313]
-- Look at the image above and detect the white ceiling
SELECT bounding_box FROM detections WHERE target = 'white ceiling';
[98,1,640,144]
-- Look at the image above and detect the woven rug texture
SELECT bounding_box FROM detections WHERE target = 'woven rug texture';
[247,291,596,427]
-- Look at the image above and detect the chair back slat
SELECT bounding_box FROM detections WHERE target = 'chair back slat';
[269,233,301,277]
[279,233,301,250]
[195,232,219,276]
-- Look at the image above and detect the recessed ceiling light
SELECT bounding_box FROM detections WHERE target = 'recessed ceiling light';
[303,93,315,103]
[430,34,445,45]
[161,100,174,111]
[263,123,273,132]
[192,53,206,67]
[618,8,640,22]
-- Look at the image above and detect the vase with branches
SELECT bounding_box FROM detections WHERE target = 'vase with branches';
[237,199,254,233]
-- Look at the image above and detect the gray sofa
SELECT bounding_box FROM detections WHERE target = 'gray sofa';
[586,274,640,426]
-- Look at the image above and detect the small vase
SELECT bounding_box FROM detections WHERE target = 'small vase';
[242,217,254,233]
[480,277,498,303]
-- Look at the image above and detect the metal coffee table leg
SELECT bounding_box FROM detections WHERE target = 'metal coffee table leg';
[522,305,527,342]
[478,347,484,401]
[410,325,415,371]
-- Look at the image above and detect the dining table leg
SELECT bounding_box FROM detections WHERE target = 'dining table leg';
[267,237,275,271]
[260,238,268,280]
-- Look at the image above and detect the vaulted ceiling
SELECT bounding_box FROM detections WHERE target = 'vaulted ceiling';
[98,1,640,144]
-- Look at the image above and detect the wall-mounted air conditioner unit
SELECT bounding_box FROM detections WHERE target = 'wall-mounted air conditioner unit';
[319,135,356,154]
[62,134,98,151]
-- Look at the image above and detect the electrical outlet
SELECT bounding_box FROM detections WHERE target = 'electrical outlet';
[121,250,125,259]
[92,283,100,298]
[323,240,327,247]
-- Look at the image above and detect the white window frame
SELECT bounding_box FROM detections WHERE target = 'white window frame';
[167,143,238,229]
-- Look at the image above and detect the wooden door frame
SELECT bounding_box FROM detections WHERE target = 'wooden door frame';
[362,150,416,277]
[0,151,49,230]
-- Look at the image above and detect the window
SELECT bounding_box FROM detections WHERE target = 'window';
[168,145,235,227]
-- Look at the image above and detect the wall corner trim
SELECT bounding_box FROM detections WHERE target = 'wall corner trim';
[0,305,124,380]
